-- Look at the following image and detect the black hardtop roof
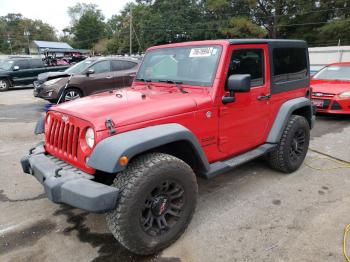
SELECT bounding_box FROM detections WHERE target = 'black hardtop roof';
[227,39,307,46]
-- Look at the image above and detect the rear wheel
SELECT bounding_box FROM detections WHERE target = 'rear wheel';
[267,115,310,173]
[106,153,198,255]
[62,88,82,102]
[0,79,10,91]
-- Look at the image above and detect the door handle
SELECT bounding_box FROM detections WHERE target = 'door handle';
[257,94,271,101]
[106,76,112,79]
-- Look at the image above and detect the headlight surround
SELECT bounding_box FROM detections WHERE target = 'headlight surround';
[339,91,350,98]
[44,78,63,86]
[85,128,95,148]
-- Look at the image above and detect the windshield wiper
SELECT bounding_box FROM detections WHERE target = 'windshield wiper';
[158,80,188,94]
[136,78,153,89]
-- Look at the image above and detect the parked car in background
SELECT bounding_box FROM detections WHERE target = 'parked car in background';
[0,57,69,91]
[311,62,350,114]
[34,57,139,103]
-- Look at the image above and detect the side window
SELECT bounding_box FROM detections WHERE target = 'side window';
[30,59,45,68]
[273,48,307,83]
[90,61,111,74]
[14,59,30,70]
[227,49,264,87]
[111,60,137,71]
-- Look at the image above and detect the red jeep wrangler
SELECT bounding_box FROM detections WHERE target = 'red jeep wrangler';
[21,39,314,255]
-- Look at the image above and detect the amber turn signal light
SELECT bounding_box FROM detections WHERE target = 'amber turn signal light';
[119,156,129,166]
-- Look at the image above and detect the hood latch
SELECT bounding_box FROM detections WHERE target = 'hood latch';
[105,117,116,135]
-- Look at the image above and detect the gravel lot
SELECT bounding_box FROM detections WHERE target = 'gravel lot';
[1,88,350,262]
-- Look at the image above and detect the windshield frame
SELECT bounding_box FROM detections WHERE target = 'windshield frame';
[313,65,350,81]
[136,45,223,87]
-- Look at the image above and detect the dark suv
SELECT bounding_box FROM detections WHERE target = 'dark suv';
[0,57,69,91]
[34,57,140,103]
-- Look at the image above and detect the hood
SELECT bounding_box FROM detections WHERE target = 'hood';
[37,71,71,82]
[311,79,350,95]
[50,85,212,131]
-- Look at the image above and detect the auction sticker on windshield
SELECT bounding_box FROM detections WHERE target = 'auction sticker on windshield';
[189,47,215,57]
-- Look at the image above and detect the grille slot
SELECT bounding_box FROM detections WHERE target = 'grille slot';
[46,117,80,159]
[331,101,343,110]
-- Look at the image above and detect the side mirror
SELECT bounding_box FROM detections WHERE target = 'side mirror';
[222,74,251,104]
[13,65,19,71]
[227,74,251,93]
[86,68,95,76]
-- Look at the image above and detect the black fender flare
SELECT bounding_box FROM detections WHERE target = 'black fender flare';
[34,115,45,134]
[266,97,314,143]
[87,123,210,174]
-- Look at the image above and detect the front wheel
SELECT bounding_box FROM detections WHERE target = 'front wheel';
[267,115,310,173]
[0,79,10,91]
[106,153,198,255]
[62,88,82,102]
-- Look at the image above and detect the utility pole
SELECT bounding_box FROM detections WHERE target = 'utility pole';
[7,34,12,54]
[129,8,132,56]
[24,28,31,55]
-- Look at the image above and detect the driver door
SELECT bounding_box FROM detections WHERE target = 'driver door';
[218,44,271,156]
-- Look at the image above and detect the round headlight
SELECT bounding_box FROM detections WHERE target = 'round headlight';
[85,128,95,148]
[339,91,350,98]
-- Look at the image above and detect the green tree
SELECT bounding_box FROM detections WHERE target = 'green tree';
[0,13,57,54]
[66,3,107,49]
[72,10,106,49]
[221,17,267,38]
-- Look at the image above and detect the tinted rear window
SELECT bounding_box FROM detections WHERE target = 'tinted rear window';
[14,59,30,69]
[30,59,45,68]
[273,48,307,83]
[111,60,137,71]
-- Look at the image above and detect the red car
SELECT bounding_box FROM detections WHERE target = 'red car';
[311,62,350,114]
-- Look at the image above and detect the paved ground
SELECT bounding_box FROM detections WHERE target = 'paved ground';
[1,88,350,262]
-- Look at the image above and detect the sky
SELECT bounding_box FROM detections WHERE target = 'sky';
[0,0,132,34]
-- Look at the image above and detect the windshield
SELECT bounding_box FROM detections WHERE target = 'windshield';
[65,59,93,74]
[314,65,350,81]
[0,60,14,70]
[136,45,222,86]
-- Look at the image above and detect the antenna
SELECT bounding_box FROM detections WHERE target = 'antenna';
[129,8,132,56]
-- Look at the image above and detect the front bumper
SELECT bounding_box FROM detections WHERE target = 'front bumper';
[312,96,350,114]
[20,143,119,213]
[33,82,60,100]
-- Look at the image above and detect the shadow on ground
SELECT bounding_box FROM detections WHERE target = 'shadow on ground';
[53,205,181,262]
[312,113,350,138]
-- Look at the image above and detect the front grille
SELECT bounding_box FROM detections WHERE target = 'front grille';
[321,99,331,109]
[46,117,81,159]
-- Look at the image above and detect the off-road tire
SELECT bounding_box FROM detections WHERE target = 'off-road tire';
[62,88,82,102]
[0,79,10,91]
[267,115,310,173]
[106,153,198,255]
